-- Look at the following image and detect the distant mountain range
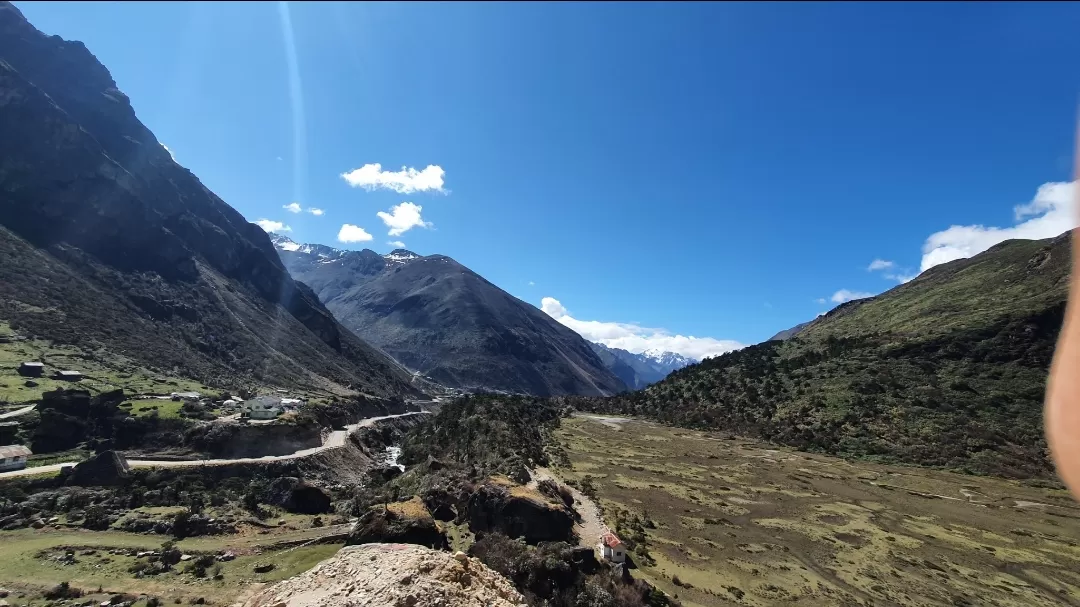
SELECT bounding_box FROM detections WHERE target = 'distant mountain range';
[271,235,626,397]
[0,3,415,398]
[588,342,695,389]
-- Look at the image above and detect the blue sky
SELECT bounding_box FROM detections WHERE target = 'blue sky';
[17,2,1079,359]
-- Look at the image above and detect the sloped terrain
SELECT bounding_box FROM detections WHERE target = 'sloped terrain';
[0,3,413,397]
[273,236,626,396]
[243,543,526,607]
[571,234,1070,477]
[554,415,1080,607]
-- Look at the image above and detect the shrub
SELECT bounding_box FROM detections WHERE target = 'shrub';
[184,554,216,578]
[44,582,82,600]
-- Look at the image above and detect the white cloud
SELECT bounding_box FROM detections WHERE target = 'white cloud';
[337,223,373,243]
[255,219,290,233]
[540,297,744,361]
[528,281,536,286]
[920,181,1076,272]
[885,272,917,284]
[307,208,325,216]
[387,240,406,248]
[283,202,302,213]
[815,298,826,304]
[377,202,432,236]
[161,143,175,161]
[340,163,446,194]
[867,259,895,271]
[830,289,874,304]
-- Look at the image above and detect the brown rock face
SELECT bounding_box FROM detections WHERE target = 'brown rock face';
[347,497,449,550]
[466,483,575,544]
[243,544,526,607]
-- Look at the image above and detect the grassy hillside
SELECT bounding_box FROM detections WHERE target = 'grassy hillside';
[569,234,1070,478]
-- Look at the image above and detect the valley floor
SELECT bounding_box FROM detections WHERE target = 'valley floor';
[0,521,347,606]
[552,415,1080,607]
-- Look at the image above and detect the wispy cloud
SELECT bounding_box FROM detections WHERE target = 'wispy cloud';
[528,281,536,287]
[815,298,826,304]
[307,208,325,216]
[920,181,1076,272]
[830,289,874,304]
[377,202,433,236]
[340,163,446,194]
[283,202,302,213]
[541,297,744,361]
[867,258,916,283]
[387,240,406,248]
[255,219,290,233]
[337,224,373,243]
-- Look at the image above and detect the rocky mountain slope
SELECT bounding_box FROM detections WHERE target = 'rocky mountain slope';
[243,543,525,607]
[272,235,626,396]
[0,3,414,397]
[768,319,814,341]
[588,342,693,389]
[571,234,1070,478]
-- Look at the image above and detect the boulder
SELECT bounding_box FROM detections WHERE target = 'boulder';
[346,497,448,550]
[264,477,332,514]
[430,503,456,522]
[367,465,402,484]
[466,483,574,544]
[67,450,129,486]
[570,546,600,575]
[425,455,446,472]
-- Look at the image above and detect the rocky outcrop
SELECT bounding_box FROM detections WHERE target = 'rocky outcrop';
[31,389,127,453]
[264,477,331,515]
[65,450,129,486]
[242,543,525,607]
[0,2,416,397]
[347,497,449,550]
[466,483,574,544]
[182,422,321,459]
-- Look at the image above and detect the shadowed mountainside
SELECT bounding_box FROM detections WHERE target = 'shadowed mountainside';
[272,236,626,397]
[0,3,414,397]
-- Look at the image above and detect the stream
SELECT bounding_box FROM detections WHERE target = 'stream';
[384,446,405,472]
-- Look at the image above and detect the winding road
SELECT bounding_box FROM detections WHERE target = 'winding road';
[0,411,424,480]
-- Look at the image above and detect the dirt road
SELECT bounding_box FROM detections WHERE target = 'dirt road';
[532,466,607,550]
[0,412,424,479]
[0,404,35,419]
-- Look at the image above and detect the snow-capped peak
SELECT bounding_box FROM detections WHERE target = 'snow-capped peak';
[270,234,348,259]
[269,233,303,252]
[641,349,696,367]
[383,249,421,264]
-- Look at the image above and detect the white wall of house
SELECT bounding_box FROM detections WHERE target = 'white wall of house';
[248,408,281,420]
[0,456,27,472]
[597,543,626,563]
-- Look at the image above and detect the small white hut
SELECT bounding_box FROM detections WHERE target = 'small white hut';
[598,531,625,563]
